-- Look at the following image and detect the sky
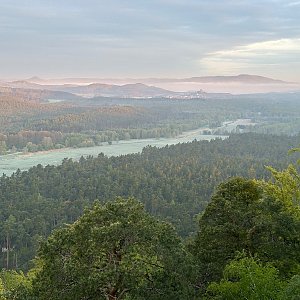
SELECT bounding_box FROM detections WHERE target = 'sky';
[0,0,300,81]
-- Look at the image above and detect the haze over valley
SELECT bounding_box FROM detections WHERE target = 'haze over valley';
[0,1,300,299]
[2,74,299,96]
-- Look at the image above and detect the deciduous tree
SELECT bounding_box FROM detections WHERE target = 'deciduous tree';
[32,198,195,300]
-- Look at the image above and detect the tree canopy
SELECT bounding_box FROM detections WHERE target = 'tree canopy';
[0,136,299,299]
[32,198,196,300]
[1,133,299,270]
[205,255,289,300]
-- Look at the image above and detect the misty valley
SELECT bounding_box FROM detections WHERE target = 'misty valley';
[0,77,300,299]
[1,0,300,298]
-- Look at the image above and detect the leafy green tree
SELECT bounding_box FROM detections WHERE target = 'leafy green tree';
[0,269,32,300]
[248,192,300,278]
[0,279,4,300]
[32,198,195,300]
[41,137,53,150]
[255,149,300,277]
[205,255,286,300]
[192,177,262,286]
[193,175,300,290]
[260,164,300,214]
[0,133,299,270]
[261,146,300,213]
[280,275,300,300]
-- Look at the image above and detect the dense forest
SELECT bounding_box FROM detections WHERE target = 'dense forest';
[0,133,299,298]
[1,86,300,298]
[2,0,300,297]
[1,87,300,155]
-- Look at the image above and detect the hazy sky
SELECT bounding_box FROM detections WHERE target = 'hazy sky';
[1,0,300,81]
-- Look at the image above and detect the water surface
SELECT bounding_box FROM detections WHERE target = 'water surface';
[0,131,225,176]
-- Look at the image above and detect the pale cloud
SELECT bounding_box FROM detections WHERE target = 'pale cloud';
[199,39,300,77]
[0,0,300,79]
[212,39,300,57]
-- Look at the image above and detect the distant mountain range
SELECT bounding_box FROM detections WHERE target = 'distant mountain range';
[177,74,290,84]
[1,81,177,98]
[0,86,84,102]
[23,74,292,85]
[54,82,175,98]
[1,74,298,99]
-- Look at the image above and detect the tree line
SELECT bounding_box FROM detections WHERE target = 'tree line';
[0,133,299,271]
[2,91,300,155]
[0,144,299,299]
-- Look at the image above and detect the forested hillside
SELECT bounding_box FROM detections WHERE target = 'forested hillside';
[2,0,300,298]
[1,88,300,155]
[0,133,299,272]
[1,88,300,298]
[0,138,299,299]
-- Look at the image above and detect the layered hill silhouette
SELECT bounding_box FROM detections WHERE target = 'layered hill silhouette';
[2,81,176,98]
[178,74,289,84]
[1,74,298,98]
[24,74,291,85]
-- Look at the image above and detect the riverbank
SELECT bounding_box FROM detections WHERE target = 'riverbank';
[1,118,253,160]
[0,132,227,176]
[0,119,256,176]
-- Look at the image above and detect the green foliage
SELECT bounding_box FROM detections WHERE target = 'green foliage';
[254,149,300,277]
[205,255,286,300]
[193,173,300,289]
[1,89,300,297]
[260,164,300,215]
[32,198,196,300]
[193,178,262,285]
[0,133,299,270]
[2,92,300,153]
[248,193,300,278]
[281,275,300,300]
[0,269,33,300]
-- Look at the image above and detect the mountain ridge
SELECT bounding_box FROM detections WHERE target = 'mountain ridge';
[23,74,293,85]
[0,81,176,98]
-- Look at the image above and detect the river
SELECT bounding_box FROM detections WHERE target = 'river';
[0,132,225,176]
[0,119,254,176]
